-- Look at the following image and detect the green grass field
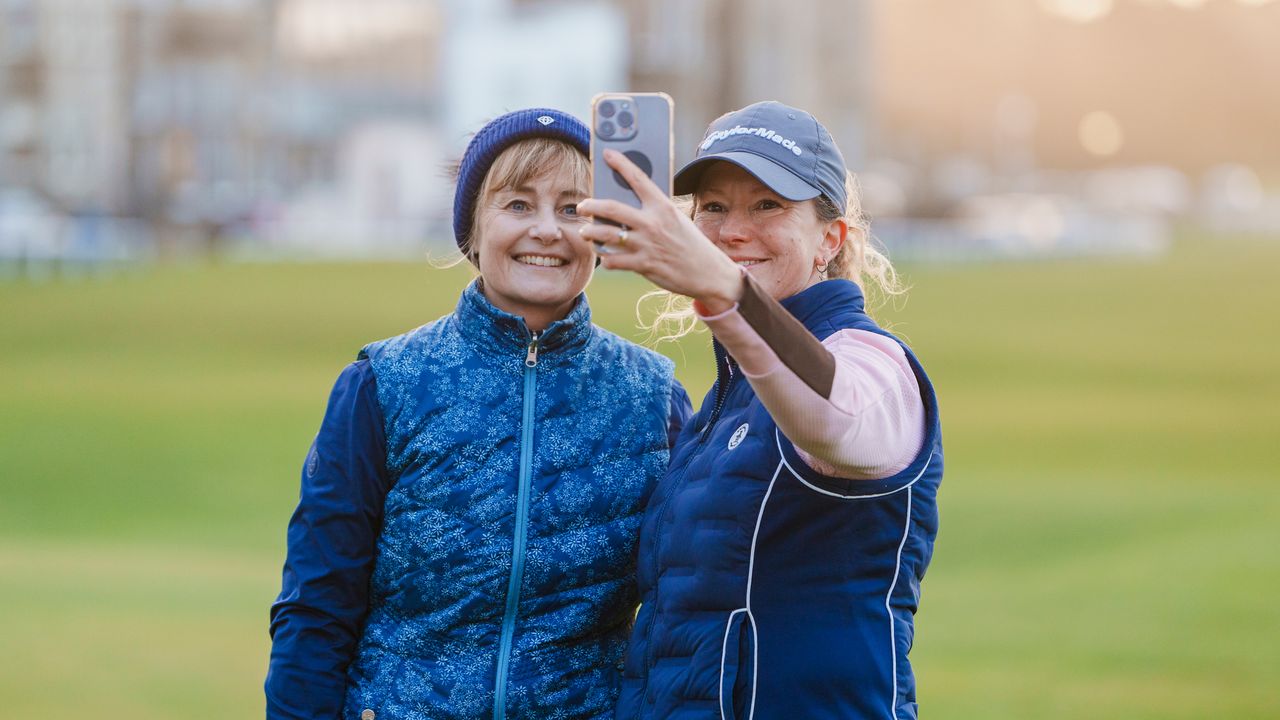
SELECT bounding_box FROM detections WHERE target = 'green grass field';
[2,233,1278,718]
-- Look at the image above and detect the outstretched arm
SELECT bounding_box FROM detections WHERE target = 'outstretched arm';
[699,272,924,479]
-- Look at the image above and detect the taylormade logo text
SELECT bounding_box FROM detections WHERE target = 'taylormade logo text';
[700,125,804,156]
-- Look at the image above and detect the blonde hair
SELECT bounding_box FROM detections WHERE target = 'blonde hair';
[638,171,905,342]
[441,137,590,268]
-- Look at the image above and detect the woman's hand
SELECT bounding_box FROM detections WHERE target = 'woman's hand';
[577,150,743,314]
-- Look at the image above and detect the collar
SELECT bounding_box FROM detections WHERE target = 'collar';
[712,279,866,370]
[709,278,865,408]
[778,278,866,329]
[454,278,593,359]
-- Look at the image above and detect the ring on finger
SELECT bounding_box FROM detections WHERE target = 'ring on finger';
[617,227,629,248]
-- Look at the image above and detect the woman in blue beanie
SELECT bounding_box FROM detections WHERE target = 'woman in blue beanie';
[265,108,691,720]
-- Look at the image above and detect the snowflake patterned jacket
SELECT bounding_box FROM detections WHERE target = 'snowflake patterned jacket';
[267,279,689,720]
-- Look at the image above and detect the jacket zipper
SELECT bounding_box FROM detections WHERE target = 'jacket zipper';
[698,343,735,442]
[494,331,539,720]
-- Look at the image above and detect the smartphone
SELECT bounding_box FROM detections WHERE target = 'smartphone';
[590,92,673,230]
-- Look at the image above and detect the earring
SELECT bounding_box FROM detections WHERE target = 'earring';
[816,260,830,279]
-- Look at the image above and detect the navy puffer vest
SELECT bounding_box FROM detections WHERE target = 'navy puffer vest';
[616,279,944,720]
[345,281,675,719]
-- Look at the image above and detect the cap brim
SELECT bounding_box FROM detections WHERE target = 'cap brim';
[673,151,821,201]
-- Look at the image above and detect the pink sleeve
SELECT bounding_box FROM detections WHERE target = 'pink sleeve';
[699,308,925,480]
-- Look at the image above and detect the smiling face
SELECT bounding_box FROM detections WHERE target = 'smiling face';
[693,162,845,301]
[469,140,593,331]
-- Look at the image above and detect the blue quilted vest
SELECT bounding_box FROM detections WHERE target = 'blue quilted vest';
[616,279,944,720]
[345,280,676,720]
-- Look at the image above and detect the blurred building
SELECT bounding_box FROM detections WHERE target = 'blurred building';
[6,0,123,210]
[130,0,277,241]
[257,0,443,255]
[620,0,872,167]
[440,0,627,143]
[0,0,630,259]
[4,0,1278,267]
[0,0,443,258]
[2,0,270,215]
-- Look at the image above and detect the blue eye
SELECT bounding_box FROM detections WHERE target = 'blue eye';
[562,203,578,217]
[507,199,530,212]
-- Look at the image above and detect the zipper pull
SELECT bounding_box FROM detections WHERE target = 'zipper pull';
[525,332,540,367]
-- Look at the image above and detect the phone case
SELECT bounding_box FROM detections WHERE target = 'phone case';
[590,92,673,221]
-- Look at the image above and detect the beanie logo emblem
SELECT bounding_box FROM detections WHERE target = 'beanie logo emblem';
[537,115,555,126]
[728,423,749,450]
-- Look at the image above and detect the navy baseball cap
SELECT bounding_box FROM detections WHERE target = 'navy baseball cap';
[674,101,848,213]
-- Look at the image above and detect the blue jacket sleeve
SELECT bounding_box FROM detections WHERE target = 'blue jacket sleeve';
[265,360,390,720]
[668,381,693,448]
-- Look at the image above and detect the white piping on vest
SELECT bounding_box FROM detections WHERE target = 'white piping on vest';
[886,487,913,720]
[774,428,936,719]
[774,428,933,499]
[718,608,749,720]
[718,458,783,720]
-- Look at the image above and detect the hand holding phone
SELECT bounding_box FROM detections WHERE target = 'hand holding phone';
[590,93,673,251]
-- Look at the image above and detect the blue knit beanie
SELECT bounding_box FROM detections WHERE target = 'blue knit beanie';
[452,108,590,252]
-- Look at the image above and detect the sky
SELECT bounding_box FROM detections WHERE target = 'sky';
[875,0,1280,178]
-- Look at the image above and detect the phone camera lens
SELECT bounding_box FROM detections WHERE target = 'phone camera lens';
[598,101,616,119]
[617,110,634,129]
[598,120,616,138]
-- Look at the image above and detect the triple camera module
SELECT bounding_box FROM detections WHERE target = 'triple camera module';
[595,98,637,141]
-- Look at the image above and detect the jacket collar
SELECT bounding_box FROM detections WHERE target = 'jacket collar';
[778,278,866,329]
[454,278,593,358]
[714,279,866,370]
[709,278,867,413]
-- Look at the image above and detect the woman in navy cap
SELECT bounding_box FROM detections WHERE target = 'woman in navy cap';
[579,101,943,720]
[266,108,690,720]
